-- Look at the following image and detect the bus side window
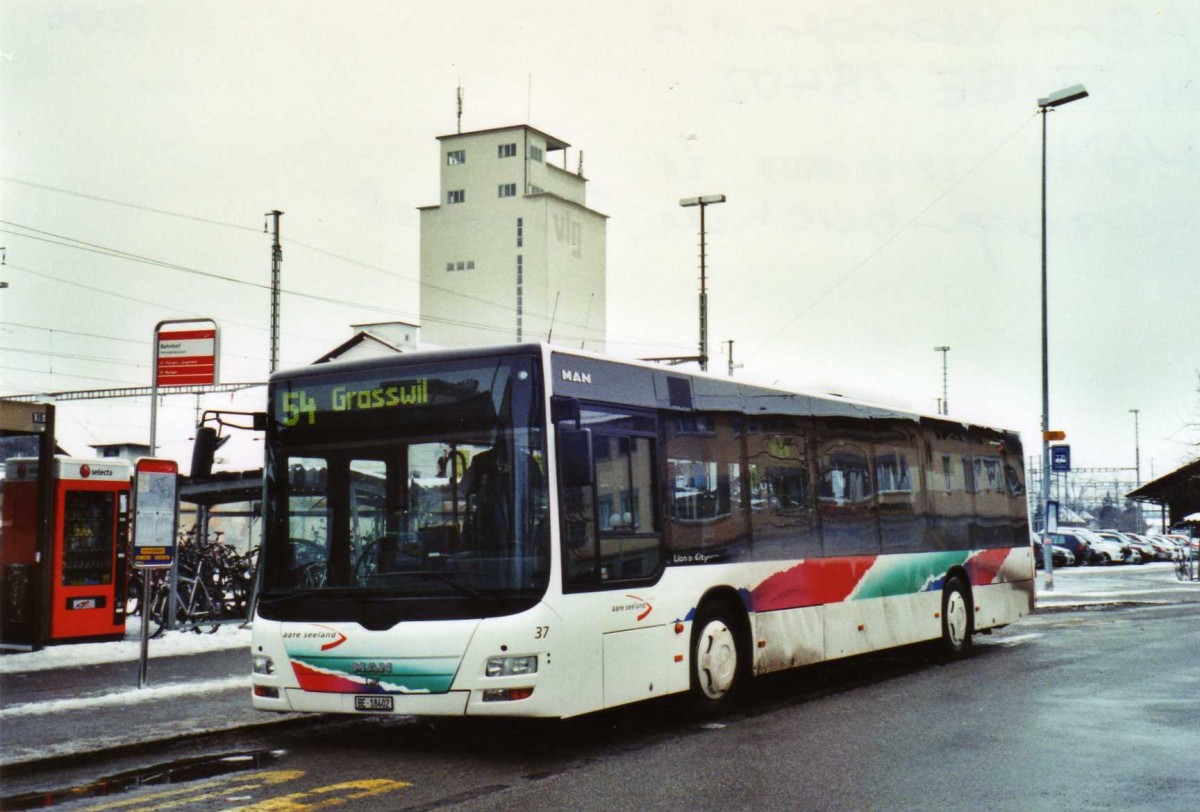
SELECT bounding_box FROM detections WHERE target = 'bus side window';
[559,407,660,588]
[595,435,659,580]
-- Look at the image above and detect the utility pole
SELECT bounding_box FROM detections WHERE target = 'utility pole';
[724,339,743,377]
[934,346,950,414]
[266,210,283,374]
[679,194,726,372]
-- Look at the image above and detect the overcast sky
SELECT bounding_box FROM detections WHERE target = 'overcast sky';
[2,0,1197,482]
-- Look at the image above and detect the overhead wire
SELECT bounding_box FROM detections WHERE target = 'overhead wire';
[4,262,326,345]
[750,112,1039,354]
[0,364,143,388]
[0,345,150,369]
[2,182,692,353]
[0,176,261,233]
[0,321,272,364]
[0,321,149,346]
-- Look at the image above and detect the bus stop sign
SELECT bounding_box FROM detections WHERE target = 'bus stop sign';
[1051,444,1071,472]
[132,458,179,569]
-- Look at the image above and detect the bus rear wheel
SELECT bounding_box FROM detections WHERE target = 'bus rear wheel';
[689,602,747,714]
[940,577,973,658]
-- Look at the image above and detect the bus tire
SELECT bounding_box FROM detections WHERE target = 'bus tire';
[689,601,748,714]
[940,576,973,658]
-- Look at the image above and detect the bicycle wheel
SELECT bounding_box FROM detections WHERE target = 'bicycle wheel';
[179,578,221,634]
[147,579,183,639]
[125,571,143,617]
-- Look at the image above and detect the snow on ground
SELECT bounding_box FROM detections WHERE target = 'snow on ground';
[0,617,250,675]
[0,676,248,718]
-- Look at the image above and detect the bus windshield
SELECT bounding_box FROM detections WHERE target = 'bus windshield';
[260,353,548,620]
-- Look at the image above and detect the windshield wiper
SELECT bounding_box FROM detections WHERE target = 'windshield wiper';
[394,570,493,601]
[259,587,360,606]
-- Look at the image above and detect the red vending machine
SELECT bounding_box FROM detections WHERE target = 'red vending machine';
[3,456,132,642]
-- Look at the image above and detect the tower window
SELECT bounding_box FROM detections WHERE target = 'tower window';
[498,143,517,158]
[528,145,543,162]
[446,150,466,165]
[517,217,523,247]
[447,189,465,204]
[499,183,517,198]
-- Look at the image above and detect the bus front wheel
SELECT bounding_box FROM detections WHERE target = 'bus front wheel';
[689,602,747,714]
[940,577,973,658]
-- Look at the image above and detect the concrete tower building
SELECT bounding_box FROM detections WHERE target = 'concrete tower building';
[418,125,607,350]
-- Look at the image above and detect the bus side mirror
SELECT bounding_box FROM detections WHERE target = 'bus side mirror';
[191,426,219,479]
[559,428,594,488]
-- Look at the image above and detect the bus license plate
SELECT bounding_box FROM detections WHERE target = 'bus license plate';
[354,695,393,712]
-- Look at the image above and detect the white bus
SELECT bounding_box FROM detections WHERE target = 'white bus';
[250,344,1033,718]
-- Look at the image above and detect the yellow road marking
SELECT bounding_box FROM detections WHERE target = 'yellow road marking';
[77,770,305,811]
[227,778,412,811]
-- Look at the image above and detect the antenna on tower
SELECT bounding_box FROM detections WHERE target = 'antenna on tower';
[578,150,584,177]
[457,83,464,134]
[580,293,594,350]
[527,74,532,123]
[547,291,561,343]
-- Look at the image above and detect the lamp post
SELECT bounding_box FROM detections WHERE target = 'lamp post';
[1130,408,1142,531]
[934,346,950,414]
[1038,83,1089,588]
[679,194,726,372]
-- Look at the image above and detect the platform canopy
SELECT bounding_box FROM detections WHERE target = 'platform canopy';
[1127,457,1200,527]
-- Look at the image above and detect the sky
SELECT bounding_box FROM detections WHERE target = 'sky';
[2,0,1198,483]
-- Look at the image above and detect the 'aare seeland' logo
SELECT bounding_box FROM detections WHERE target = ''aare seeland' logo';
[611,594,653,621]
[282,624,348,651]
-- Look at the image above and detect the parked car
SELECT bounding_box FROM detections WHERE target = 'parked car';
[1152,534,1190,561]
[1165,534,1197,560]
[1130,533,1175,562]
[1044,529,1093,566]
[1098,529,1152,564]
[1094,529,1143,564]
[1056,527,1128,565]
[1032,536,1075,568]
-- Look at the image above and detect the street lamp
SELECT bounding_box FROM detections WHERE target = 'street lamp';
[680,194,726,372]
[1038,83,1089,587]
[934,346,950,414]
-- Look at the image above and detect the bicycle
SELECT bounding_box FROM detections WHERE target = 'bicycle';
[1175,547,1197,582]
[146,561,222,637]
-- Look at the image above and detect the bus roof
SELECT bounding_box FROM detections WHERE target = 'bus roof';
[269,342,1019,440]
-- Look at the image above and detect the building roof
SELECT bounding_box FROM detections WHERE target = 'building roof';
[525,191,609,219]
[313,329,414,364]
[436,124,570,151]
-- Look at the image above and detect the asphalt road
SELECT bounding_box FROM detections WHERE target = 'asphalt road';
[9,595,1199,811]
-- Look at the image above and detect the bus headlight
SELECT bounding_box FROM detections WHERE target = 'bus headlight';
[485,655,537,677]
[253,655,275,675]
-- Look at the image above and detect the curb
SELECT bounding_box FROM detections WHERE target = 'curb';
[0,713,320,780]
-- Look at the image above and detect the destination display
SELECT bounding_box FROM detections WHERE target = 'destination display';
[279,379,431,427]
[272,358,535,436]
